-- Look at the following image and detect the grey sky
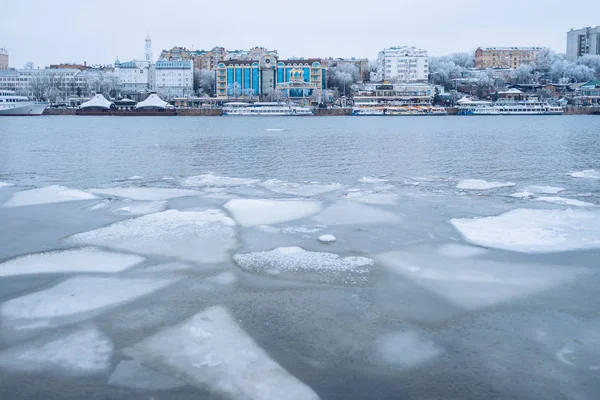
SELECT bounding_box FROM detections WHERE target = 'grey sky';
[3,0,600,68]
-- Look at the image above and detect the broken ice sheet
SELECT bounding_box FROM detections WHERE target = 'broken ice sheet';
[124,305,320,400]
[225,199,322,227]
[2,185,98,207]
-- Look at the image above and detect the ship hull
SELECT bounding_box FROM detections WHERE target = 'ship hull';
[0,103,48,116]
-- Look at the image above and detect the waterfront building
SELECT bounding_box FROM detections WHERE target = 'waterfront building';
[325,58,370,82]
[353,82,441,106]
[575,80,600,105]
[567,26,600,61]
[154,60,193,96]
[114,36,153,95]
[474,47,543,69]
[0,48,8,71]
[373,46,428,83]
[215,55,326,100]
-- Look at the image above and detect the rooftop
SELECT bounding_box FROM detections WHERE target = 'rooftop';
[479,47,544,51]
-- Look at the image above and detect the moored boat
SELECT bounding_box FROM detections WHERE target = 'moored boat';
[223,102,313,116]
[0,90,48,116]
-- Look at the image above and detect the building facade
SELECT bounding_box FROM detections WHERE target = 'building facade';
[474,47,543,69]
[0,48,8,71]
[325,58,370,82]
[353,82,441,105]
[154,60,193,96]
[114,59,151,93]
[215,55,326,100]
[567,27,600,61]
[373,46,428,83]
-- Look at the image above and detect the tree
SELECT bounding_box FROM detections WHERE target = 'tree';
[23,61,36,70]
[244,88,255,101]
[327,63,359,97]
[193,69,215,96]
[432,87,442,105]
[28,72,49,101]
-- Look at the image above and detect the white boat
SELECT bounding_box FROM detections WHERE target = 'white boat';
[0,90,48,116]
[386,106,448,116]
[223,102,313,116]
[457,98,563,115]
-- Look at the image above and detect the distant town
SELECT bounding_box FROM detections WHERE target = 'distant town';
[1,25,599,110]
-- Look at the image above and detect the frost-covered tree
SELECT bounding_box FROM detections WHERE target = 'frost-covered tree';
[577,54,600,78]
[193,69,215,96]
[509,64,534,84]
[327,64,359,97]
[28,72,49,101]
[448,52,475,69]
[23,61,36,70]
[244,88,255,101]
[429,58,464,90]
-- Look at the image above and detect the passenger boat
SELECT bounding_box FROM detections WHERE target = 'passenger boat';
[456,98,563,115]
[352,107,385,116]
[0,90,48,116]
[222,102,313,116]
[386,106,448,116]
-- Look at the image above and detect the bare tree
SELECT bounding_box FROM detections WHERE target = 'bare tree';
[23,61,36,70]
[28,72,49,101]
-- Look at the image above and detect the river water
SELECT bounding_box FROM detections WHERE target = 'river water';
[0,115,599,399]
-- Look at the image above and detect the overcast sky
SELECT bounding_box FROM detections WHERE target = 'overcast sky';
[3,0,600,68]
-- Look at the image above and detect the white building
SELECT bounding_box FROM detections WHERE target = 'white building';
[0,48,8,71]
[154,60,193,96]
[114,36,153,94]
[373,46,429,83]
[567,26,600,61]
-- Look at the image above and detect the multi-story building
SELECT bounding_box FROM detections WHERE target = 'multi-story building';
[0,48,8,71]
[154,60,193,96]
[215,55,326,100]
[373,46,428,83]
[474,47,543,69]
[353,82,441,106]
[567,27,600,61]
[114,36,153,95]
[325,58,370,82]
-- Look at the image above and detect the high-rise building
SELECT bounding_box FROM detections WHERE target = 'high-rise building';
[114,37,152,95]
[474,47,543,69]
[373,46,428,83]
[0,48,8,71]
[567,27,600,61]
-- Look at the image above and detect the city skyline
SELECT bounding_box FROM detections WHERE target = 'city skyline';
[3,0,600,68]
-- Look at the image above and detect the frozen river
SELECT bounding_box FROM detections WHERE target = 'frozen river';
[0,115,600,399]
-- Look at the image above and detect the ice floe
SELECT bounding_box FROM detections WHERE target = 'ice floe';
[124,306,320,400]
[224,199,321,227]
[282,225,325,235]
[509,191,534,199]
[343,190,398,205]
[318,235,337,243]
[88,201,110,211]
[376,331,443,368]
[451,208,600,253]
[233,246,374,285]
[113,200,167,215]
[456,179,516,190]
[536,196,597,207]
[313,201,400,225]
[205,270,237,285]
[266,128,285,132]
[182,173,260,187]
[65,209,236,263]
[437,243,487,258]
[0,326,112,375]
[89,187,202,201]
[569,169,600,179]
[358,177,388,184]
[0,182,14,187]
[0,248,144,277]
[1,277,173,328]
[376,251,588,309]
[108,360,185,390]
[527,185,565,194]
[128,176,143,180]
[259,179,342,196]
[2,185,98,207]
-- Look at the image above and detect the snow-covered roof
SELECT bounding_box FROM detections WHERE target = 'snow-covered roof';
[135,93,169,110]
[79,94,113,109]
[456,97,473,104]
[498,88,524,94]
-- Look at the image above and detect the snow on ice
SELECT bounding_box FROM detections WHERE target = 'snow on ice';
[0,182,14,187]
[535,196,597,207]
[569,169,600,179]
[0,248,144,277]
[313,201,400,225]
[526,185,565,194]
[343,190,398,205]
[456,179,516,190]
[376,251,588,310]
[509,191,534,199]
[318,235,337,243]
[451,208,600,253]
[376,331,443,368]
[2,185,98,207]
[124,306,320,400]
[65,209,237,263]
[182,173,260,187]
[0,326,112,375]
[89,187,202,201]
[233,246,374,285]
[108,360,185,390]
[113,200,167,216]
[358,177,388,184]
[224,199,322,227]
[259,179,342,196]
[1,277,173,328]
